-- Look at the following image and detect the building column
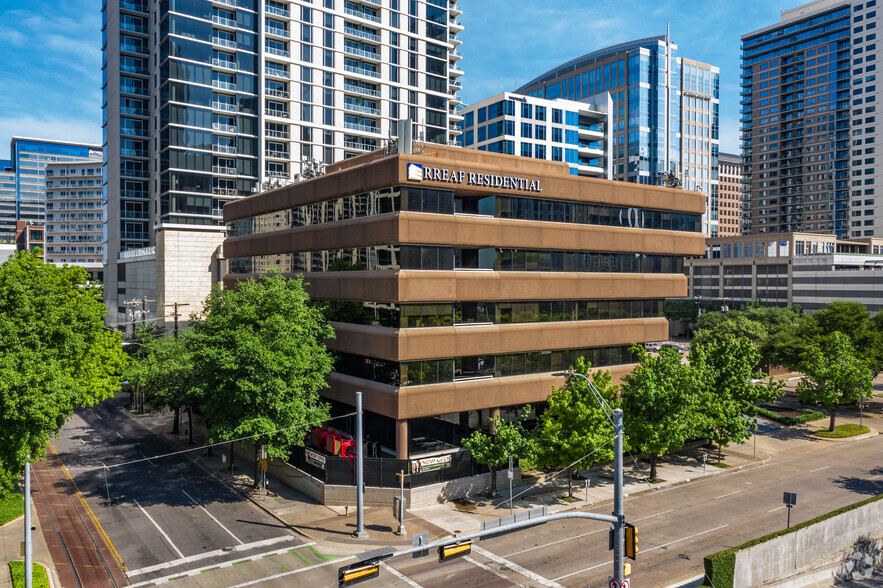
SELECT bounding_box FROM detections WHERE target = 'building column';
[396,419,408,460]
[489,408,501,434]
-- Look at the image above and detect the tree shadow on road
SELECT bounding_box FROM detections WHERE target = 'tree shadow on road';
[831,474,883,496]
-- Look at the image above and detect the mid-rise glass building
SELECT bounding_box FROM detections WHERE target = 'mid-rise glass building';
[459,92,612,179]
[741,0,882,239]
[0,138,102,244]
[102,0,465,329]
[517,36,721,236]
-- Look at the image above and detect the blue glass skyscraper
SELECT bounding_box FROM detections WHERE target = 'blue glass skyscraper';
[517,36,721,236]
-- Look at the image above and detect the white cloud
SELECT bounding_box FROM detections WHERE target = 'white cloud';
[0,116,101,159]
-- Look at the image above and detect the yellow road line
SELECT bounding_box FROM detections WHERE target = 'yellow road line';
[47,441,129,572]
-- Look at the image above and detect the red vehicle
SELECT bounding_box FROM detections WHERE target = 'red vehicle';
[306,426,356,458]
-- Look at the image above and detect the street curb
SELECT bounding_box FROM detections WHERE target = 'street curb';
[478,451,777,517]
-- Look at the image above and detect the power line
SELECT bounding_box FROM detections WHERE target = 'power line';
[34,411,357,473]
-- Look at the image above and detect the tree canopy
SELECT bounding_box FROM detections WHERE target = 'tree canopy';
[796,332,873,432]
[187,272,335,485]
[690,335,780,454]
[124,327,197,441]
[621,345,701,480]
[535,357,619,498]
[461,406,533,497]
[0,252,127,495]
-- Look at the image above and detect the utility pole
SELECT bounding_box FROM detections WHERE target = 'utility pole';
[24,457,31,588]
[165,302,189,338]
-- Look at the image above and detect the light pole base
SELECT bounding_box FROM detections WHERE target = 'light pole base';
[353,530,368,538]
[397,524,406,536]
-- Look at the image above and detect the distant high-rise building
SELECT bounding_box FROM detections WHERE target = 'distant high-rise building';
[0,138,102,245]
[459,92,612,179]
[102,0,465,330]
[741,0,882,238]
[517,36,721,236]
[45,160,105,280]
[718,152,744,236]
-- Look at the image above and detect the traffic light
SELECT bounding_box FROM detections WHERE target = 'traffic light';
[438,540,472,562]
[338,562,380,585]
[624,523,638,560]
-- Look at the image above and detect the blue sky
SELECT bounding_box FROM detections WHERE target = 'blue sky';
[0,0,795,159]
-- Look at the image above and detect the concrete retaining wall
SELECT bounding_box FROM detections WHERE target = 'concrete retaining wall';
[226,438,520,508]
[733,499,883,588]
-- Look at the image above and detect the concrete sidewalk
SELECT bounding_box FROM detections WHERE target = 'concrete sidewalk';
[0,499,61,588]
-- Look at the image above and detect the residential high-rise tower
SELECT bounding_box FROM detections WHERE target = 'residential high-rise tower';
[102,0,464,329]
[741,0,882,238]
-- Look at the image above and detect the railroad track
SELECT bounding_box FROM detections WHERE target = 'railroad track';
[31,443,128,587]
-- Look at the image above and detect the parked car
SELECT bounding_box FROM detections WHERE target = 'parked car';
[661,343,685,355]
[643,342,660,352]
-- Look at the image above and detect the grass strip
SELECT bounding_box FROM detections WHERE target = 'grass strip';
[9,562,50,588]
[0,492,24,526]
[814,423,870,438]
[308,545,342,561]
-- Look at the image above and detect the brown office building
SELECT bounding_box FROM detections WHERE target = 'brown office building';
[224,146,705,462]
[718,152,744,237]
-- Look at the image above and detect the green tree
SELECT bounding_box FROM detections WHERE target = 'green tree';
[622,345,701,480]
[535,357,619,499]
[0,252,127,495]
[461,406,534,497]
[124,329,198,443]
[796,332,873,432]
[188,272,334,486]
[813,301,883,377]
[690,335,780,459]
[664,299,699,324]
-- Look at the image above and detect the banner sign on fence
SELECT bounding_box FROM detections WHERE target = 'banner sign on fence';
[411,454,452,474]
[306,448,327,470]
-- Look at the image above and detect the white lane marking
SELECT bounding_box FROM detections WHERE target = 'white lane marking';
[132,498,185,559]
[127,542,314,585]
[472,544,563,588]
[116,432,123,439]
[95,414,103,420]
[768,506,787,512]
[181,489,244,545]
[79,439,85,445]
[464,556,510,583]
[382,562,424,587]
[229,555,355,587]
[554,525,728,580]
[139,452,155,466]
[503,509,674,558]
[126,536,300,577]
[810,465,830,473]
[870,475,880,480]
[715,490,742,499]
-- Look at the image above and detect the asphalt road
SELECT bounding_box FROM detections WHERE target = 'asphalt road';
[359,433,883,588]
[47,392,304,585]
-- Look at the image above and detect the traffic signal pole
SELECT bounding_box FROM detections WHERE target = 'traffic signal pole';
[613,408,625,583]
[355,392,366,537]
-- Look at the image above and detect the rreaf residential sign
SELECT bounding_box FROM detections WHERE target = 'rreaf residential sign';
[407,162,542,193]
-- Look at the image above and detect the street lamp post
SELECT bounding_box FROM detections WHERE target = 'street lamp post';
[555,371,625,584]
